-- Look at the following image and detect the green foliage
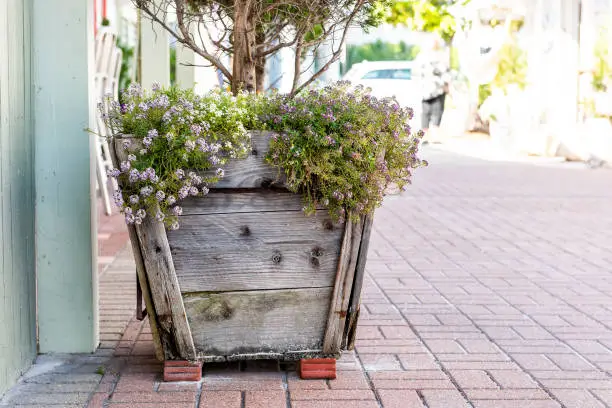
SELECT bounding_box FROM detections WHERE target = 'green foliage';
[490,37,527,93]
[116,39,134,92]
[593,26,612,92]
[103,83,426,228]
[102,84,256,229]
[345,40,420,73]
[258,82,427,222]
[386,0,470,44]
[170,46,177,86]
[478,83,491,107]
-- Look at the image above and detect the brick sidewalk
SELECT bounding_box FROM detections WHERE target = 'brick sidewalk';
[3,148,612,407]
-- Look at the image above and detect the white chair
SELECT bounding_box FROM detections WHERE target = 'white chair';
[94,29,122,215]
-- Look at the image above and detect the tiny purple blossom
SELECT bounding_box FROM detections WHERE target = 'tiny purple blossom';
[136,209,146,219]
[140,186,153,196]
[175,169,185,179]
[155,212,165,222]
[124,207,133,215]
[201,186,209,195]
[129,169,140,183]
[125,213,135,224]
[120,161,131,172]
[151,81,161,91]
[172,206,183,216]
[178,186,189,199]
[112,191,124,207]
[166,195,177,205]
[190,124,203,135]
[216,168,225,178]
[170,222,180,230]
[122,140,131,149]
[189,186,199,196]
[143,137,152,147]
[147,129,158,138]
[129,195,139,204]
[155,191,166,201]
[185,140,196,152]
[127,154,136,162]
[107,168,120,178]
[134,216,143,225]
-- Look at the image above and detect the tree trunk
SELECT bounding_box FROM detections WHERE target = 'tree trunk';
[255,29,266,93]
[232,0,256,94]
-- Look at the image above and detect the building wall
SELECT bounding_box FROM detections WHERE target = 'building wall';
[0,0,37,396]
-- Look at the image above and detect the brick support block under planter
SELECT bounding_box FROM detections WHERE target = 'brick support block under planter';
[163,360,203,382]
[299,358,337,379]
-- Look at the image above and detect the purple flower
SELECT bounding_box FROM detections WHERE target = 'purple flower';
[216,168,225,178]
[134,216,143,225]
[156,191,166,201]
[143,136,152,147]
[129,169,140,183]
[178,186,189,199]
[333,191,344,201]
[166,195,176,205]
[147,129,158,138]
[151,81,161,91]
[127,154,136,162]
[210,156,220,165]
[185,140,196,152]
[155,211,165,221]
[190,124,203,136]
[125,213,135,224]
[112,191,124,207]
[129,195,139,204]
[189,186,199,196]
[120,161,131,172]
[107,168,120,178]
[201,186,209,195]
[122,140,131,149]
[124,207,133,215]
[175,169,185,179]
[138,102,150,112]
[196,138,209,152]
[136,209,146,219]
[172,206,183,216]
[170,221,180,230]
[140,186,153,196]
[165,132,174,141]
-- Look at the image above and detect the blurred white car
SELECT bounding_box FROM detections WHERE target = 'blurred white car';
[342,61,422,129]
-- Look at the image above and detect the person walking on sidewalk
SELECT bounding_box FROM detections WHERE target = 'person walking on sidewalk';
[419,37,451,145]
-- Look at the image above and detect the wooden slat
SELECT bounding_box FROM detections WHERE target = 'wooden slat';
[168,210,344,292]
[343,214,374,350]
[205,131,285,189]
[322,216,365,354]
[181,190,323,215]
[113,137,194,360]
[183,287,332,358]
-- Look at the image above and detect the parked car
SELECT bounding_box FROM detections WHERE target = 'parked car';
[342,61,423,130]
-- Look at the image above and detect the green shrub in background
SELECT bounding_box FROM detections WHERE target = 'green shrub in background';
[343,40,420,74]
[593,26,612,92]
[117,40,135,92]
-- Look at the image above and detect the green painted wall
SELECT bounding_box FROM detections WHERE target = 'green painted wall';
[0,0,37,396]
[33,0,97,353]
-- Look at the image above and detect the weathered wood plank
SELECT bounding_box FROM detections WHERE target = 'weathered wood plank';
[205,131,286,189]
[181,190,323,215]
[114,137,196,360]
[322,216,365,354]
[183,287,332,358]
[168,211,344,292]
[112,137,164,360]
[343,214,374,350]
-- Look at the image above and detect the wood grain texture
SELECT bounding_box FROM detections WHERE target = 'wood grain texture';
[322,216,365,354]
[112,137,164,360]
[115,137,196,360]
[168,209,344,292]
[343,214,374,351]
[205,131,286,189]
[180,190,323,215]
[183,287,332,359]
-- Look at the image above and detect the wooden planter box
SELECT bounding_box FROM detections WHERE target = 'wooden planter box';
[111,132,373,375]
